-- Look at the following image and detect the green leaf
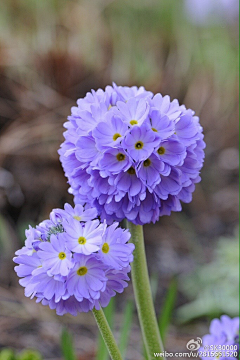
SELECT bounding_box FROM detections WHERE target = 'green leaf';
[61,328,76,360]
[158,278,177,344]
[19,350,42,360]
[96,298,115,360]
[0,349,16,360]
[118,300,134,358]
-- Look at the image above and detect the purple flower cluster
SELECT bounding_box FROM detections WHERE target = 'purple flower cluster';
[13,204,134,316]
[200,315,239,360]
[184,0,239,25]
[59,83,205,225]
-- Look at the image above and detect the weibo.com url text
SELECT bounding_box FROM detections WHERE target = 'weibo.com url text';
[153,351,238,358]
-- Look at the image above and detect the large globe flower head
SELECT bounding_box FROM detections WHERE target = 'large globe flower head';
[59,84,205,225]
[13,203,134,316]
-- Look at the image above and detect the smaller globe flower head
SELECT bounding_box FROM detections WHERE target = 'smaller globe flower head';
[199,315,239,360]
[13,203,133,316]
[59,83,205,225]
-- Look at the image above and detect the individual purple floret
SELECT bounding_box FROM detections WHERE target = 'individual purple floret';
[13,204,133,316]
[59,84,205,225]
[97,222,134,270]
[38,234,73,276]
[199,315,239,360]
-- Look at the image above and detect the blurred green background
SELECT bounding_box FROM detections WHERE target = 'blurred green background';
[0,1,238,359]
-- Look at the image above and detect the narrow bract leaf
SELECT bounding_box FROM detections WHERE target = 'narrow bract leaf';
[119,300,134,358]
[61,328,76,360]
[158,278,177,344]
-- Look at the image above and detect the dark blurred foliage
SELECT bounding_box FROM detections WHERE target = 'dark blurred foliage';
[0,0,238,359]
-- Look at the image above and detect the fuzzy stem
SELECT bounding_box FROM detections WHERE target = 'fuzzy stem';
[92,307,123,360]
[127,221,165,360]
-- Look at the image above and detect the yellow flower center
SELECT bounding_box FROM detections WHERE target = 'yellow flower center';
[77,266,88,276]
[157,146,165,155]
[73,215,81,221]
[58,252,66,260]
[127,167,136,175]
[108,105,112,110]
[130,120,138,125]
[78,236,87,245]
[116,153,125,161]
[152,127,158,132]
[135,141,144,150]
[143,159,151,167]
[113,133,121,141]
[102,243,110,254]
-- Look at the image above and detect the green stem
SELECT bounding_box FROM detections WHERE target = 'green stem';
[92,307,123,360]
[127,221,165,360]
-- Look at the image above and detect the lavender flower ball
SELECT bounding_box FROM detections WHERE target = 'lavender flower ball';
[13,204,134,316]
[59,84,205,225]
[200,315,239,360]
